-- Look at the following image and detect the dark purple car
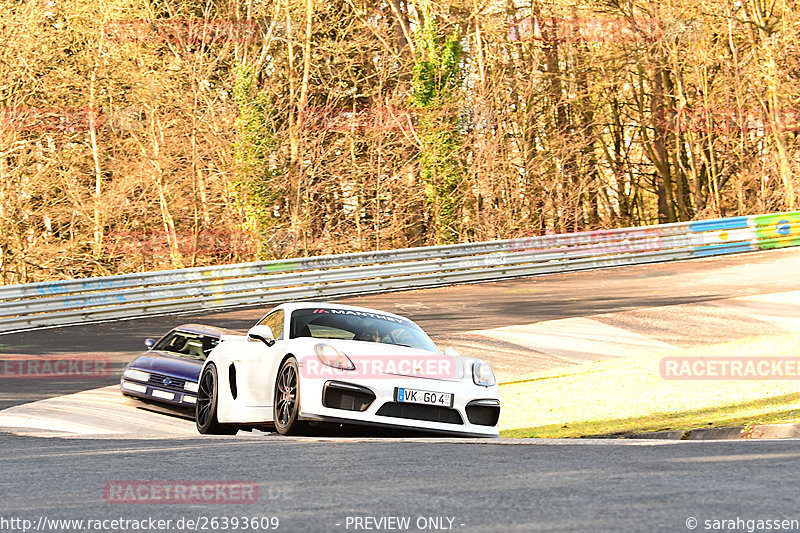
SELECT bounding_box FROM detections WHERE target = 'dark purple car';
[121,324,239,410]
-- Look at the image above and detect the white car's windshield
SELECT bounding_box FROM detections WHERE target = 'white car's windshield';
[289,308,439,352]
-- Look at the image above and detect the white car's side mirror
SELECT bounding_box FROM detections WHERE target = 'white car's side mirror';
[444,347,461,357]
[247,325,276,347]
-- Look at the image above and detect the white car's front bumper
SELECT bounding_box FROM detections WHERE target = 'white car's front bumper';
[298,376,500,437]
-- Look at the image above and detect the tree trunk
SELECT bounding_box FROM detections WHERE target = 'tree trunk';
[650,63,677,223]
[88,67,104,259]
[149,113,184,269]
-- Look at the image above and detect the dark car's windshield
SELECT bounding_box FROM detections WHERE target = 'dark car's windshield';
[153,331,219,361]
[290,308,438,352]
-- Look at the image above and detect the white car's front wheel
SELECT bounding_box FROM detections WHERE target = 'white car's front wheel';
[196,364,238,435]
[274,357,306,435]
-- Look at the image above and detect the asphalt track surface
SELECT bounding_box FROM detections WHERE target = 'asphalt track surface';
[3,434,800,532]
[3,249,800,532]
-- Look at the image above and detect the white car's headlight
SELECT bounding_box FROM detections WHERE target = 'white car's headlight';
[314,343,355,370]
[472,361,496,387]
[184,381,199,393]
[123,368,150,382]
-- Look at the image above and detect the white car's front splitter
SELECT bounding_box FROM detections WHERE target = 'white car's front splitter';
[298,375,500,438]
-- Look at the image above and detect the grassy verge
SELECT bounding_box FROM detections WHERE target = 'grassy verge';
[499,333,800,438]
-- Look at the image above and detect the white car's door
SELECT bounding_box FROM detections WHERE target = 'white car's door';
[237,308,287,410]
[236,338,285,408]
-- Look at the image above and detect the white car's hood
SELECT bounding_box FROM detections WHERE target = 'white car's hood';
[316,339,466,381]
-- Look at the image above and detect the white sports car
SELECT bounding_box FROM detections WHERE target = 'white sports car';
[195,303,500,437]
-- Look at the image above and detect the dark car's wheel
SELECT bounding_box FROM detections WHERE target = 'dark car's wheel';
[196,364,238,435]
[274,357,306,435]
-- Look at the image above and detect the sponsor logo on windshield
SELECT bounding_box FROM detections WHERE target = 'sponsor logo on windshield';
[311,308,406,325]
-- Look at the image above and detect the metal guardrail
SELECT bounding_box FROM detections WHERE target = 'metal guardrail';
[1,210,798,333]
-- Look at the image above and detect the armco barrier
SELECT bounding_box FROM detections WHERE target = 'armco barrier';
[0,210,798,333]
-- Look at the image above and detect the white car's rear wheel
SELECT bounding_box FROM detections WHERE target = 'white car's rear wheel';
[196,364,238,435]
[274,357,306,435]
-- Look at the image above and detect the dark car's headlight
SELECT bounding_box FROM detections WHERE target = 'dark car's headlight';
[472,361,496,387]
[184,381,199,393]
[123,368,150,382]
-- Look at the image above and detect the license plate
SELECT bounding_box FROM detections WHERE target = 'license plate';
[151,390,175,400]
[395,387,453,407]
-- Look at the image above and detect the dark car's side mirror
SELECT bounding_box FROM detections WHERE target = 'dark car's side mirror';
[145,338,156,350]
[247,325,276,347]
